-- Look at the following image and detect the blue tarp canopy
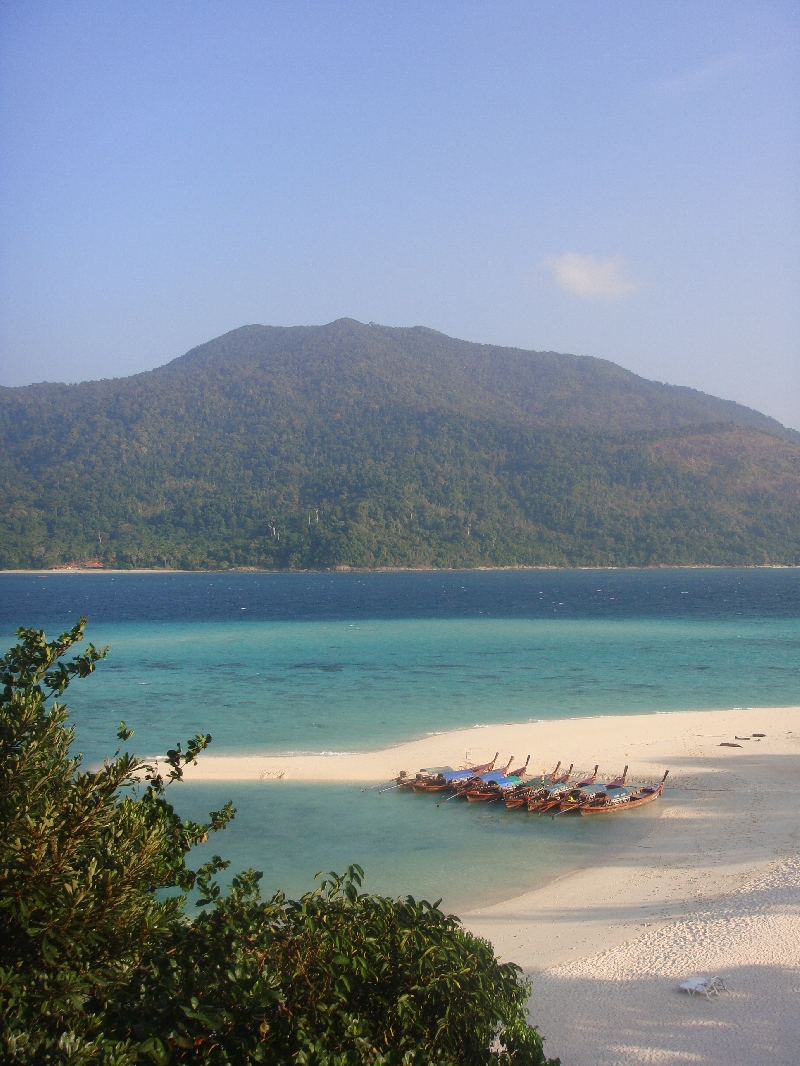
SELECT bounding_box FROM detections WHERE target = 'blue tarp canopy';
[477,770,510,785]
[441,768,476,782]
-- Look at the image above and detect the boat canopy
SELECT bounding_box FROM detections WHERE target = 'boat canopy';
[578,783,607,796]
[441,768,476,782]
[483,774,522,789]
[420,766,453,775]
[477,770,511,785]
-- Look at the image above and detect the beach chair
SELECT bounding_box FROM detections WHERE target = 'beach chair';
[679,976,727,999]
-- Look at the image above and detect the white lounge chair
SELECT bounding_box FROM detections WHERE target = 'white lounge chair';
[679,976,727,999]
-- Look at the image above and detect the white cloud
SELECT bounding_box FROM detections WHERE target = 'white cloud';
[545,253,636,301]
[652,52,751,97]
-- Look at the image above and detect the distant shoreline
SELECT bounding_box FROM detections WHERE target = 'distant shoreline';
[2,563,799,575]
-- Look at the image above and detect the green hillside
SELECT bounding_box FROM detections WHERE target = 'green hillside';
[1,318,799,569]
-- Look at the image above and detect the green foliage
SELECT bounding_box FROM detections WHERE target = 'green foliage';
[0,623,559,1065]
[0,619,233,1064]
[1,319,799,570]
[112,865,555,1065]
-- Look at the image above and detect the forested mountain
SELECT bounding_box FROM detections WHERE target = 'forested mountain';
[2,318,799,569]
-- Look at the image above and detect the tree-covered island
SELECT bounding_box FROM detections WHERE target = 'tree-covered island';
[1,319,798,570]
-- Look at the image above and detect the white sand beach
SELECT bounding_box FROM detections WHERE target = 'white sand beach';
[523,856,800,1066]
[180,706,800,1065]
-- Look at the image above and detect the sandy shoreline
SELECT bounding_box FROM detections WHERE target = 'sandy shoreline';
[178,705,800,785]
[3,564,798,574]
[179,706,800,1064]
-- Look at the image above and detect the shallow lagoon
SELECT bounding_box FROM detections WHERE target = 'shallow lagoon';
[174,780,661,914]
[2,568,798,909]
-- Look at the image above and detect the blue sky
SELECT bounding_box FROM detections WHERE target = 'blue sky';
[1,1,798,428]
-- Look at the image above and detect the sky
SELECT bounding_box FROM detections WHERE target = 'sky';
[1,1,798,428]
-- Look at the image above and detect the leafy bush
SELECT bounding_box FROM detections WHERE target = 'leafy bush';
[0,619,233,1064]
[0,621,558,1065]
[112,865,555,1065]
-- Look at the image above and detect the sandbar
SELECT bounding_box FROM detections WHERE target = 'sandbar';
[178,705,799,789]
[180,706,800,1064]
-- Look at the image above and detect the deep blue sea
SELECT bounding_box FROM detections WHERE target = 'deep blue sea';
[3,568,798,910]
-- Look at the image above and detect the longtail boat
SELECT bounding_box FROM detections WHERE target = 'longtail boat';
[579,764,600,786]
[527,778,577,813]
[462,750,533,801]
[548,764,625,810]
[408,752,500,793]
[397,754,499,791]
[507,754,531,778]
[396,766,451,790]
[554,762,573,785]
[579,771,669,816]
[607,765,628,788]
[464,773,521,802]
[463,757,531,803]
[506,762,569,809]
[467,754,532,804]
[554,781,607,814]
[445,756,517,801]
[452,756,516,800]
[534,765,599,814]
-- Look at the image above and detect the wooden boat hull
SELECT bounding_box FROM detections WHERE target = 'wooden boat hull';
[580,784,663,815]
[527,786,571,812]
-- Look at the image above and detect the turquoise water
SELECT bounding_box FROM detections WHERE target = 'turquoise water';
[10,614,799,764]
[174,781,661,914]
[3,569,798,910]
